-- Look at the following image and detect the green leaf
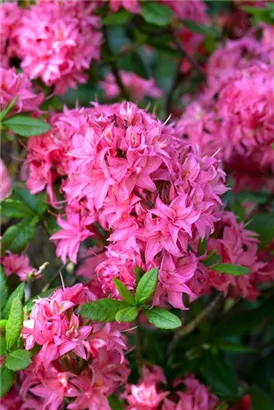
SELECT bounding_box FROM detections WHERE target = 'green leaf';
[5,349,31,371]
[108,394,124,410]
[1,218,36,254]
[0,320,7,329]
[5,296,24,351]
[0,199,35,219]
[0,97,17,121]
[212,298,274,339]
[79,299,129,322]
[144,307,181,330]
[248,213,274,248]
[0,366,14,397]
[200,354,240,398]
[3,283,25,319]
[181,19,220,36]
[249,386,274,410]
[0,336,7,356]
[0,266,8,311]
[211,263,250,276]
[141,2,173,26]
[13,187,47,217]
[203,254,221,268]
[118,50,151,79]
[115,307,138,323]
[135,268,158,305]
[213,340,255,353]
[134,267,143,284]
[113,278,135,305]
[3,115,51,137]
[103,10,132,25]
[198,238,208,256]
[242,6,267,14]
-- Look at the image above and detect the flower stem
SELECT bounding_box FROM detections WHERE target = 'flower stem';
[167,293,223,355]
[103,26,131,101]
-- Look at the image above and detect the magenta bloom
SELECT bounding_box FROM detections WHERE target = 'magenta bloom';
[191,211,266,300]
[164,374,218,410]
[15,0,102,94]
[0,67,43,115]
[0,2,21,68]
[123,366,219,410]
[1,252,35,281]
[21,284,129,409]
[24,102,226,309]
[100,71,162,100]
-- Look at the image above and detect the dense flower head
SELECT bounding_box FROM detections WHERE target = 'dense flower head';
[24,102,226,310]
[164,375,219,410]
[0,67,44,115]
[206,36,264,96]
[123,366,219,410]
[177,30,274,191]
[21,284,129,409]
[0,2,21,68]
[14,0,101,94]
[216,62,274,152]
[100,71,162,100]
[1,252,36,281]
[192,211,267,300]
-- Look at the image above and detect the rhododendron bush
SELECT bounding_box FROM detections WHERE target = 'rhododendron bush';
[1,1,274,409]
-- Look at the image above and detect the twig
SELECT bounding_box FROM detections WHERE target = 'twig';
[134,321,143,374]
[174,37,205,80]
[42,261,67,292]
[165,62,182,116]
[103,26,131,101]
[167,293,223,355]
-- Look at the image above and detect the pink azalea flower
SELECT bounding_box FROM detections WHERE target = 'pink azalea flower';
[22,284,93,365]
[192,211,266,300]
[14,0,102,94]
[0,387,23,410]
[0,2,21,68]
[24,102,226,306]
[1,252,35,281]
[0,67,43,115]
[164,374,218,410]
[50,213,93,263]
[100,71,162,100]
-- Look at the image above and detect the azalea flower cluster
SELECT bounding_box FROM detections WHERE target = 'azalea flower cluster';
[177,24,274,191]
[0,0,208,94]
[192,211,268,300]
[18,284,129,409]
[122,365,219,410]
[0,67,44,115]
[1,1,274,409]
[0,0,101,94]
[0,252,36,282]
[24,102,226,309]
[0,2,22,68]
